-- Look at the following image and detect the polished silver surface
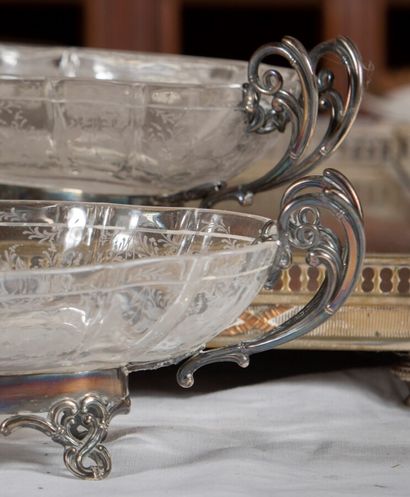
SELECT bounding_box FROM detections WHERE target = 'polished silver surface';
[0,368,130,480]
[202,37,364,207]
[177,168,365,387]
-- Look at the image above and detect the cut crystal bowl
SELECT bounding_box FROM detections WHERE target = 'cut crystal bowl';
[0,169,365,480]
[0,37,363,206]
[0,200,278,374]
[0,45,296,196]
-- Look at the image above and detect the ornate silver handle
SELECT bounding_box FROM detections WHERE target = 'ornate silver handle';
[200,36,364,208]
[177,168,365,387]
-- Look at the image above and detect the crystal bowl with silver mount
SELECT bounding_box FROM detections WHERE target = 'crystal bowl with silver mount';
[0,168,365,480]
[0,36,363,207]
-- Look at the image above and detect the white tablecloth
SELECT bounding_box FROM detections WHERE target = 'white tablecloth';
[1,358,409,496]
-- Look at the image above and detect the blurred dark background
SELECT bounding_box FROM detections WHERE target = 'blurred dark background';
[0,0,407,94]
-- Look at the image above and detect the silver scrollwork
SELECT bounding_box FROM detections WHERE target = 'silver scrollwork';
[0,394,130,480]
[176,168,365,387]
[0,37,363,210]
[200,36,364,208]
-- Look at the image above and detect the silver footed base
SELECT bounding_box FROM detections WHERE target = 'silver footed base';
[0,368,130,480]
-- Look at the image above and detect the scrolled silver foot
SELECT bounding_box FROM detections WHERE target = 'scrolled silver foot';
[0,369,131,480]
[177,168,365,387]
[0,395,124,480]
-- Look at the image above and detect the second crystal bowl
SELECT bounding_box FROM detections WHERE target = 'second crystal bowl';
[0,37,363,206]
[0,45,296,196]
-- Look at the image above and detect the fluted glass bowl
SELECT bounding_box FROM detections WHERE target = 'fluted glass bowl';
[0,201,278,375]
[0,45,298,196]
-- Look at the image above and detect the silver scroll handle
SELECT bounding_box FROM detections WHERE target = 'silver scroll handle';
[177,168,365,387]
[201,36,364,208]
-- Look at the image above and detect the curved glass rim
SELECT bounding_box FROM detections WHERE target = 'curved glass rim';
[0,199,278,278]
[0,43,297,96]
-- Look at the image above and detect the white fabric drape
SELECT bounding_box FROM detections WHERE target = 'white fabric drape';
[1,365,409,496]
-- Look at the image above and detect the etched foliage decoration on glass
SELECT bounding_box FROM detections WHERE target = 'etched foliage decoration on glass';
[0,39,363,210]
[0,168,365,378]
[0,47,298,196]
[0,202,278,374]
[0,169,365,481]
